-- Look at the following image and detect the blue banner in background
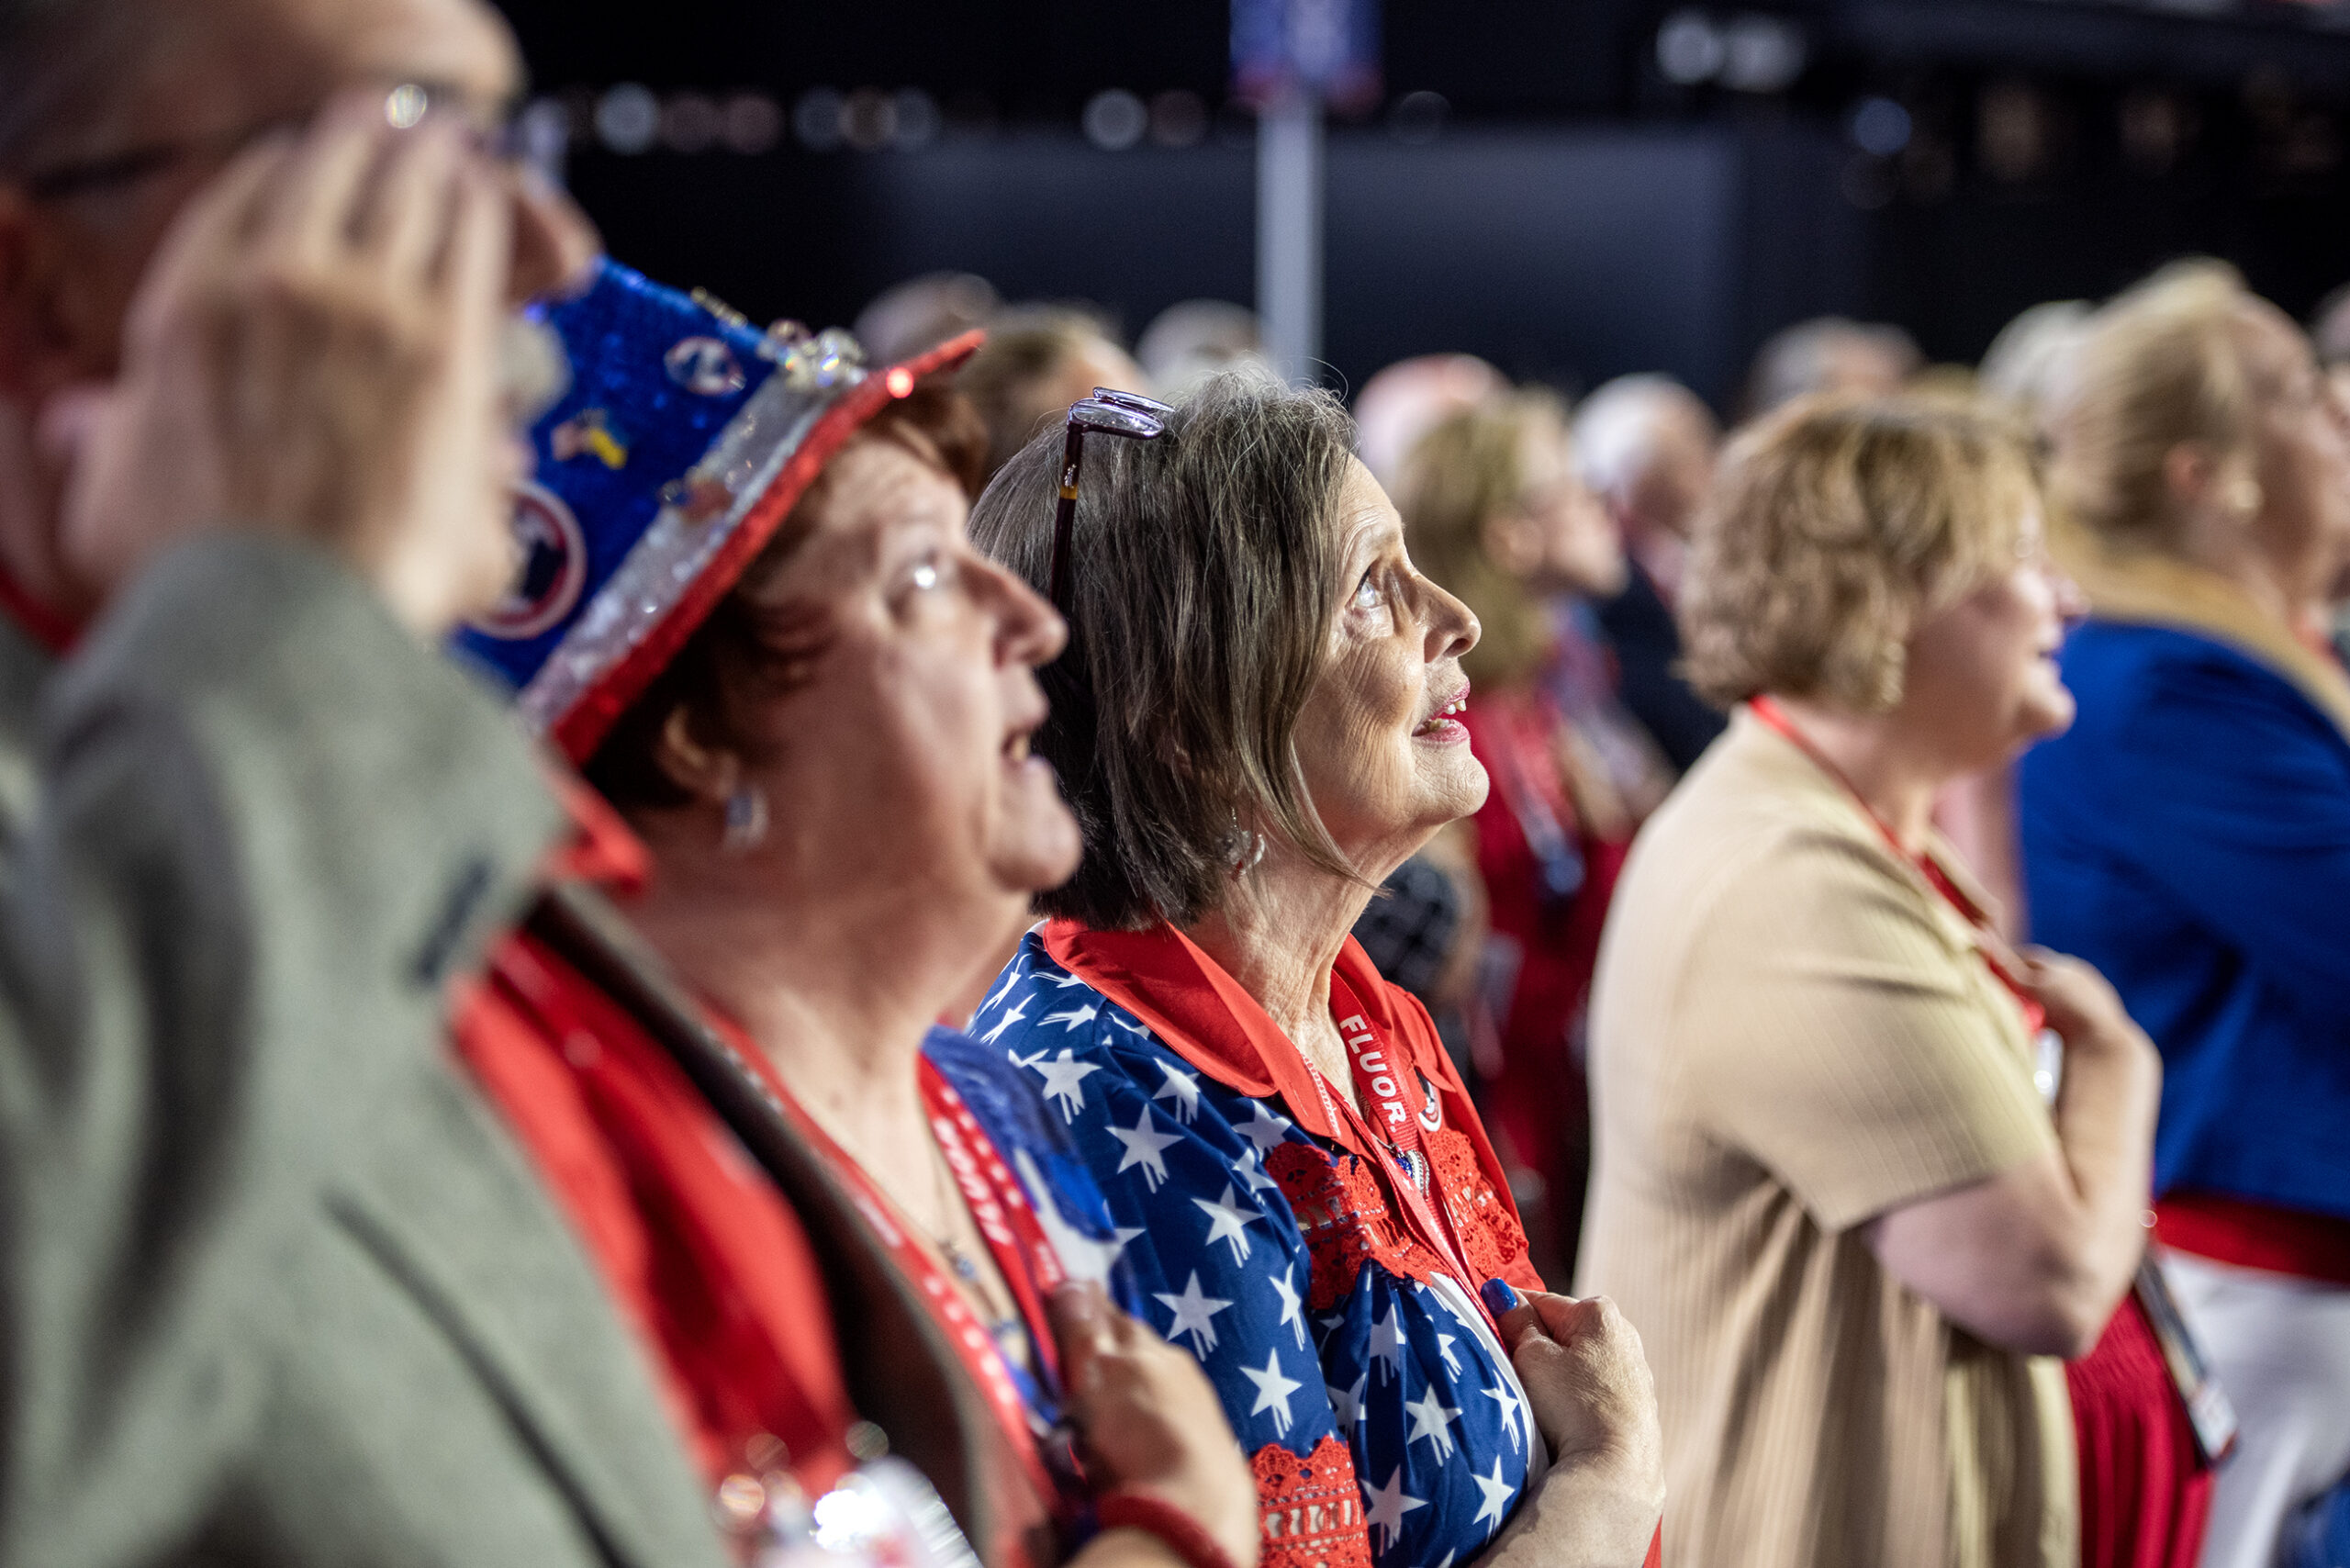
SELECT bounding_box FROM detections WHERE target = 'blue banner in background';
[1231,0,1381,109]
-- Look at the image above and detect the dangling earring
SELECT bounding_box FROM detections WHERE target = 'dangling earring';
[1224,814,1267,875]
[2226,475,2265,519]
[722,785,769,855]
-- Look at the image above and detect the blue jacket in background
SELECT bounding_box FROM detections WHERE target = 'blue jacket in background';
[2020,616,2350,1220]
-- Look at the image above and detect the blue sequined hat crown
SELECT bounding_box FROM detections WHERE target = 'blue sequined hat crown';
[454,257,981,760]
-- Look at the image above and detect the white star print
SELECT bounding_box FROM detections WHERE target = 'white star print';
[1326,1369,1369,1428]
[1041,1002,1099,1033]
[1437,1333,1460,1374]
[1268,1269,1307,1349]
[1152,1060,1202,1123]
[1481,1380,1528,1454]
[1110,1013,1151,1034]
[1470,1457,1515,1533]
[1236,1145,1279,1196]
[1237,1102,1293,1156]
[1042,969,1095,989]
[979,997,1031,1046]
[1241,1347,1304,1438]
[1192,1184,1260,1262]
[1008,1148,1124,1286]
[1024,1048,1102,1121]
[1403,1383,1461,1462]
[1431,1278,1484,1332]
[1362,1467,1427,1553]
[975,964,1023,1018]
[1369,1302,1406,1383]
[1108,1104,1180,1192]
[1153,1271,1233,1356]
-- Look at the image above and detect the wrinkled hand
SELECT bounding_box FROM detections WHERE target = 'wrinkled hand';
[60,90,521,635]
[1497,1290,1662,1485]
[1050,1282,1261,1568]
[2016,949,2153,1065]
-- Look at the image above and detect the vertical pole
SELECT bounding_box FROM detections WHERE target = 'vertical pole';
[1257,84,1323,387]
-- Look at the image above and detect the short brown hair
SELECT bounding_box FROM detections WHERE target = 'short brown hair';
[1396,389,1565,689]
[967,370,1359,930]
[1680,394,2036,712]
[957,307,1124,480]
[2051,259,2270,551]
[585,379,988,810]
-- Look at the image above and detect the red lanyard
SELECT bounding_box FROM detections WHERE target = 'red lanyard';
[711,1021,1065,1510]
[921,1058,1068,1389]
[1749,698,2045,1029]
[1313,971,1503,1339]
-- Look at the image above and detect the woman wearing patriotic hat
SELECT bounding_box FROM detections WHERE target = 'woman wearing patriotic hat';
[451,261,1256,1568]
[964,374,1666,1568]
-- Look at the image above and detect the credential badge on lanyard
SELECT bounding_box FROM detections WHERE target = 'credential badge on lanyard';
[1337,1012,1436,1193]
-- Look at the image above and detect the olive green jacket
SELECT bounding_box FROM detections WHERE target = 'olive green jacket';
[0,539,729,1568]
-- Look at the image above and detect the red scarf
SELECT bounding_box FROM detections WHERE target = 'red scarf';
[453,796,858,1496]
[460,936,861,1495]
[1040,919,1541,1319]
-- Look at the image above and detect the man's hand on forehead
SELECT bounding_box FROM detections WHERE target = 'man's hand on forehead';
[59,85,526,633]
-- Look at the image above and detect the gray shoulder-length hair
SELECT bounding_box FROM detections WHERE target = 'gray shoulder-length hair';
[968,371,1360,931]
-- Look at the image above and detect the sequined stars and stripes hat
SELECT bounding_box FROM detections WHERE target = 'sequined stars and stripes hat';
[454,257,983,762]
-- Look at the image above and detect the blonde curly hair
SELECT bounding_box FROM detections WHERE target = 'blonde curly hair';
[1679,394,2038,713]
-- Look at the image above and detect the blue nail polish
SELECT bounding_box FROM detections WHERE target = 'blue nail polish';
[1481,1277,1523,1316]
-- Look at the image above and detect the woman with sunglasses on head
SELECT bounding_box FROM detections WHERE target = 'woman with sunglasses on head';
[452,263,1259,1568]
[966,373,1665,1568]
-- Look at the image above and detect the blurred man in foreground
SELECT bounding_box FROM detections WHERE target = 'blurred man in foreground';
[0,4,749,1565]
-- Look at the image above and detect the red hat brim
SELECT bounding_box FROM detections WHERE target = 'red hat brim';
[548,328,987,763]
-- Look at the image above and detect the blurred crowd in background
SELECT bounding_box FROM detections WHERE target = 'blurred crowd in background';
[868,261,2350,1568]
[4,4,2349,1568]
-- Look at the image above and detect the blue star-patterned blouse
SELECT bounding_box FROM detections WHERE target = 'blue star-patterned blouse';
[969,927,1549,1568]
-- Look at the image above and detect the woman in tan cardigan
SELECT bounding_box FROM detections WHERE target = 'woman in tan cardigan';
[1577,396,2163,1568]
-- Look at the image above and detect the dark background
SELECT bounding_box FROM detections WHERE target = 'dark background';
[489,0,2350,411]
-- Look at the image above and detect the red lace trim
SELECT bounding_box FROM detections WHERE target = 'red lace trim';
[1270,1125,1531,1312]
[1254,1434,1373,1568]
[1270,1142,1422,1310]
[1424,1122,1532,1284]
